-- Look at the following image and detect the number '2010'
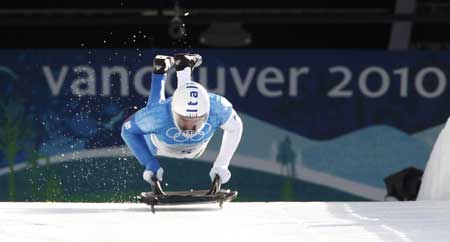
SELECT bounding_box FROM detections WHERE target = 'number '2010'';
[328,66,447,98]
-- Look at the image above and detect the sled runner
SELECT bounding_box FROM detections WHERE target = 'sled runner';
[138,176,238,213]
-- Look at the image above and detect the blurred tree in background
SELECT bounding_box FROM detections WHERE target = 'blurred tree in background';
[0,97,63,201]
[276,136,297,200]
[0,98,34,200]
[276,136,297,177]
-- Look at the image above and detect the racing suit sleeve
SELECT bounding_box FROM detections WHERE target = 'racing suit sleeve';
[121,112,161,173]
[214,109,243,170]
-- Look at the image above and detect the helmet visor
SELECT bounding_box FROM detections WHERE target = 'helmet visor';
[173,112,208,133]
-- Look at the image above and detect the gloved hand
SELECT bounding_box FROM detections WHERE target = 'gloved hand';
[143,167,164,185]
[209,166,231,184]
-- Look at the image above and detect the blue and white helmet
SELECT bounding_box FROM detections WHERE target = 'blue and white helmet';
[171,82,210,137]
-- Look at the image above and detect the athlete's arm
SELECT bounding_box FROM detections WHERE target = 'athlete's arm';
[121,111,161,173]
[211,109,243,183]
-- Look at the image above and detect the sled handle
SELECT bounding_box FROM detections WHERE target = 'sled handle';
[153,180,166,195]
[207,175,221,195]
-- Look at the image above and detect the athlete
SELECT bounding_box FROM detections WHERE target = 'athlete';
[121,53,243,190]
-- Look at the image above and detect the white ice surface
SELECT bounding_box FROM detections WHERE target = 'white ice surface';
[1,201,450,242]
[418,117,450,200]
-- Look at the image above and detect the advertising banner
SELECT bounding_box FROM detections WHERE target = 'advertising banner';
[1,49,449,201]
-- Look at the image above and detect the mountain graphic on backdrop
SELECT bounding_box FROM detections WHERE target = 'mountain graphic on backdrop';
[208,113,434,190]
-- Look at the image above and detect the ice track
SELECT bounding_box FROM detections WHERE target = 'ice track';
[1,201,449,242]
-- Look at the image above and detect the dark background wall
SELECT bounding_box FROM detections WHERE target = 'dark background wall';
[0,0,405,49]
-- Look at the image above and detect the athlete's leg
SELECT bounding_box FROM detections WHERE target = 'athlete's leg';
[175,67,192,88]
[147,55,173,107]
[147,73,166,107]
[174,53,202,88]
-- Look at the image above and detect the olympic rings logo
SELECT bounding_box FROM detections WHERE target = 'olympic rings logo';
[165,123,212,142]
